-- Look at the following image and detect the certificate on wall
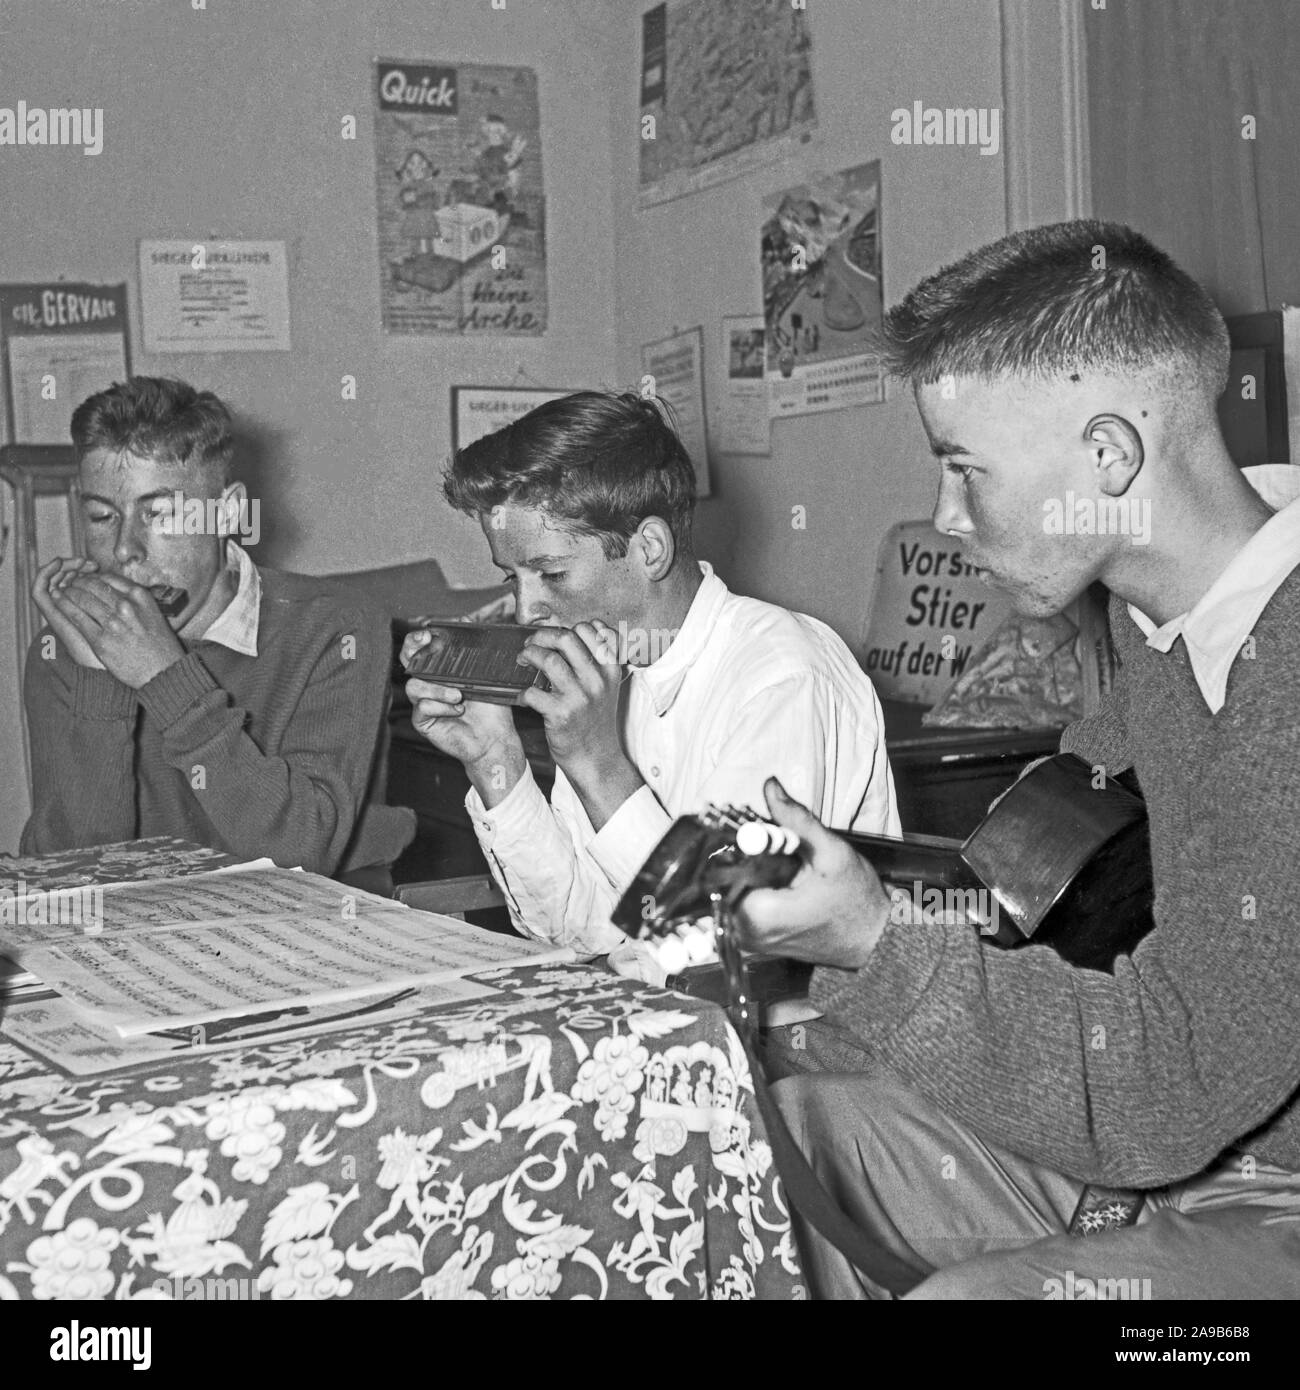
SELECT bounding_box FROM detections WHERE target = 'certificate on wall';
[640,326,711,495]
[137,239,292,352]
[0,282,129,444]
[450,385,573,454]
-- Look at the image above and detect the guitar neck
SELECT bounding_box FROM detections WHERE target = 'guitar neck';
[839,830,983,891]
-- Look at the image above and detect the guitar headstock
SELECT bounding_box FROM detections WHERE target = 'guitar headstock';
[611,804,804,947]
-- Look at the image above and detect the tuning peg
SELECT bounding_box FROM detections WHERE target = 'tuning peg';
[654,934,690,975]
[736,820,771,855]
[682,921,716,964]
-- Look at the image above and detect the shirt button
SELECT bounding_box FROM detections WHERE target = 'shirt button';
[650,766,661,778]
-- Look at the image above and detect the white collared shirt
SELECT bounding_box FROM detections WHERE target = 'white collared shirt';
[196,541,262,656]
[466,561,901,952]
[1127,465,1300,712]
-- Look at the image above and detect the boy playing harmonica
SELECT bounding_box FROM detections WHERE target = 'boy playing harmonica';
[404,389,899,973]
[21,376,413,884]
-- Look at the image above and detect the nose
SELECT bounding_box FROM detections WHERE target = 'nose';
[514,577,552,626]
[113,514,149,570]
[932,471,974,540]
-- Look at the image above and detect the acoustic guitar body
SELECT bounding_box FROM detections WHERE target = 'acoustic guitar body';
[861,752,1156,971]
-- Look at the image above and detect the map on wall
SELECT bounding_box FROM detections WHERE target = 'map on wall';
[374,59,547,335]
[638,0,817,208]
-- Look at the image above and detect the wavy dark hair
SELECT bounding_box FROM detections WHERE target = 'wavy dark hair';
[444,390,696,559]
[70,376,235,482]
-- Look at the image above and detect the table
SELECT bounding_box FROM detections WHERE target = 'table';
[0,843,803,1301]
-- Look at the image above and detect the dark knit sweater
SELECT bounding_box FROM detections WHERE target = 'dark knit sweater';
[20,568,415,877]
[811,570,1300,1188]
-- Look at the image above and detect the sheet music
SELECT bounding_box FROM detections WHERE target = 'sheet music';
[3,865,572,1036]
[2,978,499,1077]
[0,863,386,949]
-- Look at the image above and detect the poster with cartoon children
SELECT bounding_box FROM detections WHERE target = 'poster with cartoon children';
[374,59,547,335]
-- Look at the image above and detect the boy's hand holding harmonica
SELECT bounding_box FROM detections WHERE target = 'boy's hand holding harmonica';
[34,557,185,689]
[403,620,644,831]
[402,627,527,808]
[516,620,644,831]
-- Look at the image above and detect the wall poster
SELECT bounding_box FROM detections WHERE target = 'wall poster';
[760,159,884,418]
[638,0,816,208]
[375,59,547,336]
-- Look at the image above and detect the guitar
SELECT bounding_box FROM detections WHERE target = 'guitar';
[611,753,1154,1034]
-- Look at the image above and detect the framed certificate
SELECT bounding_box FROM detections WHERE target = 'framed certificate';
[450,385,571,454]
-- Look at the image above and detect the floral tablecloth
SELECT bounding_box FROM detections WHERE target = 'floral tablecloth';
[0,961,803,1300]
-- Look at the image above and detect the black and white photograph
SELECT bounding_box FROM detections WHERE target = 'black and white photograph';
[0,0,1297,1350]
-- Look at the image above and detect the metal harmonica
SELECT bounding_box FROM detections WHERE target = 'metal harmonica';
[403,622,554,705]
[150,585,189,618]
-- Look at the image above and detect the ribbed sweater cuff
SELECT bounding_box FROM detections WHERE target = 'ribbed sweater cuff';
[809,919,938,1041]
[136,652,221,728]
[73,666,137,720]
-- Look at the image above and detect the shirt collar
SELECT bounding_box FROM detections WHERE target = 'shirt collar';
[1127,464,1300,712]
[633,561,728,715]
[196,541,261,656]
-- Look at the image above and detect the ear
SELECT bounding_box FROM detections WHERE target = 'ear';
[214,480,248,539]
[634,516,676,581]
[1083,413,1144,496]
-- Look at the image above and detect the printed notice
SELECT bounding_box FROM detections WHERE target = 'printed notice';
[861,520,1012,705]
[640,326,711,495]
[138,239,291,352]
[718,314,771,455]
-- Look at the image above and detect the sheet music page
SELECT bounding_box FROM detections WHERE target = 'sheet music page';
[2,866,573,1036]
[0,864,395,949]
[1,977,500,1076]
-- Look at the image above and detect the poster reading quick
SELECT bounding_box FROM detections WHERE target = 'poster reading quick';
[374,59,547,336]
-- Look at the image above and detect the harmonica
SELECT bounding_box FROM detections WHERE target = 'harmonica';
[403,622,554,705]
[150,585,189,618]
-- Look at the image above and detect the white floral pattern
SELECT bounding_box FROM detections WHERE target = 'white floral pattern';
[1,965,799,1299]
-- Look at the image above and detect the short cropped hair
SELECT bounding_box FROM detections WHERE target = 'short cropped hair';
[70,376,235,483]
[444,390,696,559]
[882,220,1231,398]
